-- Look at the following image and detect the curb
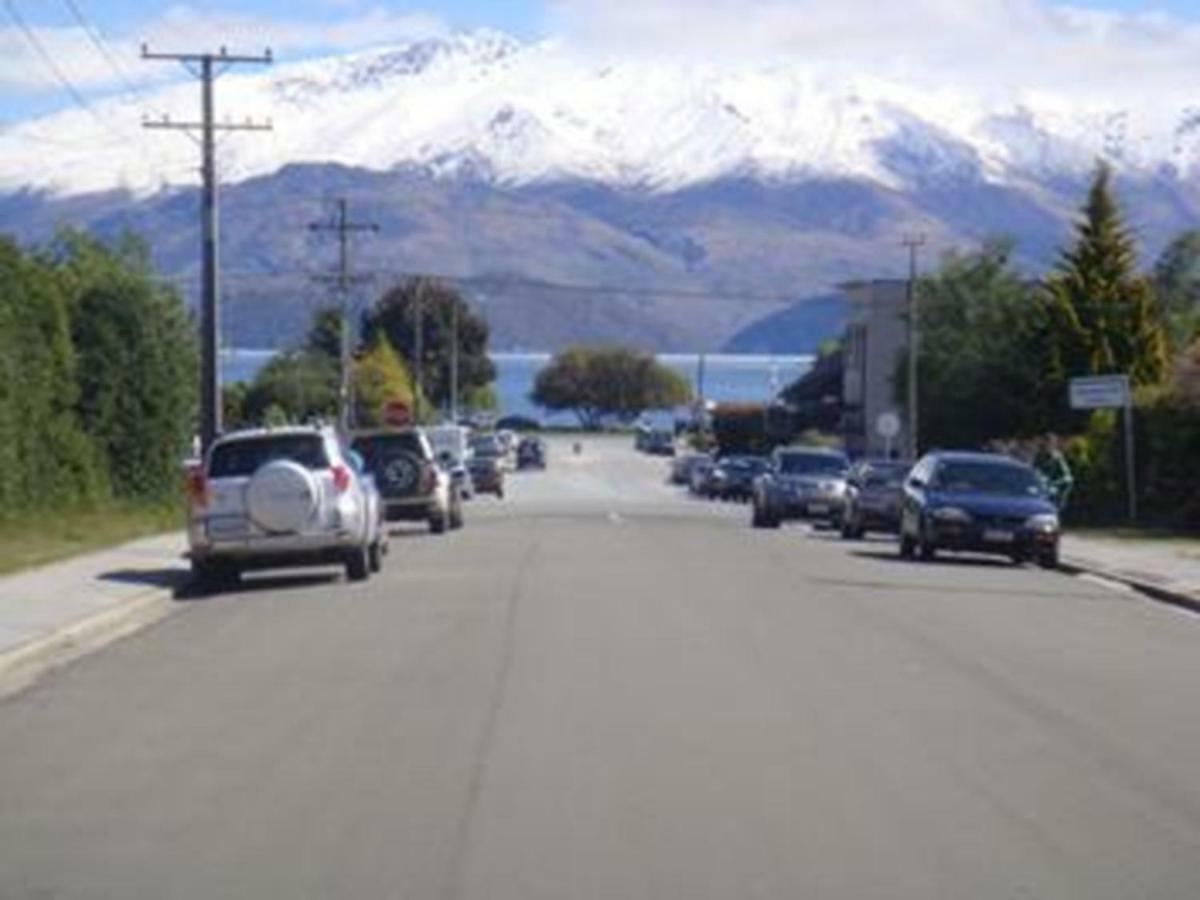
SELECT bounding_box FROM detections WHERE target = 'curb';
[1060,557,1200,618]
[0,586,179,700]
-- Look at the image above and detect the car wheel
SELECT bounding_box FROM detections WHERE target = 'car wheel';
[900,532,916,560]
[450,498,465,530]
[368,540,383,573]
[1038,547,1060,570]
[496,486,505,500]
[345,546,370,582]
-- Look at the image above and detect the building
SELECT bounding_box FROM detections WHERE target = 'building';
[840,280,910,458]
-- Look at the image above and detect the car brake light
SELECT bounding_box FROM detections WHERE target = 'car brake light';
[332,464,352,494]
[186,468,208,508]
[421,465,436,494]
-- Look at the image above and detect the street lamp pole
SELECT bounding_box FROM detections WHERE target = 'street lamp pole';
[903,233,927,459]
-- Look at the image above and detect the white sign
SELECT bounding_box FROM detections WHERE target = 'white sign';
[876,411,902,440]
[1070,375,1130,410]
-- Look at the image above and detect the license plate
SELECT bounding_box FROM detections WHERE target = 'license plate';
[983,529,1015,544]
[208,517,249,539]
[809,503,830,515]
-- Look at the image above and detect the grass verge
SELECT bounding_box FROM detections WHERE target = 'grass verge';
[0,500,182,576]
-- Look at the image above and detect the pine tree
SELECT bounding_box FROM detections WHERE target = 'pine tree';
[1042,162,1168,391]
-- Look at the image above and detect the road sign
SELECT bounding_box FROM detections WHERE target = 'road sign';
[1070,375,1130,410]
[382,400,411,428]
[876,411,901,440]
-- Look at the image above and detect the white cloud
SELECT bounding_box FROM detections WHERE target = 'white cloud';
[545,0,1200,103]
[0,4,446,95]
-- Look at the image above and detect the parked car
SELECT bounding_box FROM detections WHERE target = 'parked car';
[187,426,386,588]
[352,428,463,533]
[899,451,1061,568]
[709,455,770,501]
[670,452,710,486]
[840,459,912,538]
[689,457,717,496]
[644,429,676,457]
[517,437,547,470]
[751,447,851,528]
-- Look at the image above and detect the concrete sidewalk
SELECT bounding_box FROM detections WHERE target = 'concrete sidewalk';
[1062,533,1200,611]
[0,533,188,691]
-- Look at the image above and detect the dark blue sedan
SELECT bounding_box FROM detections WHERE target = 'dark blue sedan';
[899,451,1061,568]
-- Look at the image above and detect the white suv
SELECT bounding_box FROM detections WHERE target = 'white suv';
[187,426,386,588]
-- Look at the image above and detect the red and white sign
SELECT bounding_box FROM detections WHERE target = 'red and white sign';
[382,400,411,428]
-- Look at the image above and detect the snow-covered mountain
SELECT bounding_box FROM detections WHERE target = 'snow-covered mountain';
[3,29,1200,198]
[2,31,1199,352]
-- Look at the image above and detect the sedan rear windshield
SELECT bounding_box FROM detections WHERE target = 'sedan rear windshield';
[864,465,910,488]
[778,453,848,475]
[209,435,329,478]
[933,461,1046,497]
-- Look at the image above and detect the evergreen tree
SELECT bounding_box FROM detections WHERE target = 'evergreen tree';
[352,334,424,427]
[1042,163,1168,397]
[1153,230,1200,347]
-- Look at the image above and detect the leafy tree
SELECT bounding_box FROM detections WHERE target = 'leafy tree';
[352,334,423,427]
[901,237,1055,449]
[1153,231,1200,347]
[242,350,338,426]
[52,229,197,500]
[362,277,497,413]
[1042,163,1169,399]
[0,238,103,513]
[531,346,692,428]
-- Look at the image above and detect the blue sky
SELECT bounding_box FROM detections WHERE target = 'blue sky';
[3,0,1199,122]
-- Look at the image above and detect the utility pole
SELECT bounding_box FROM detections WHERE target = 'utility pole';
[414,279,425,424]
[902,233,927,459]
[142,45,273,454]
[308,198,379,432]
[450,299,460,424]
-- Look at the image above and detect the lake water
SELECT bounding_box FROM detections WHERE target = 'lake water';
[222,349,812,425]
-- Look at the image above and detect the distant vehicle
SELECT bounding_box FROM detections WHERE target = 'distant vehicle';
[751,447,851,528]
[840,459,912,538]
[352,428,463,534]
[187,426,386,588]
[643,429,676,457]
[689,457,716,496]
[899,451,1061,568]
[709,455,770,501]
[426,424,475,500]
[517,437,547,470]
[670,452,711,486]
[496,415,541,432]
[467,453,506,498]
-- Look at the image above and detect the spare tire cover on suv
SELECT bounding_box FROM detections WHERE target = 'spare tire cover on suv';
[246,460,320,533]
[378,450,423,497]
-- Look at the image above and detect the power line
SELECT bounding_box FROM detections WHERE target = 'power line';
[59,0,145,101]
[2,0,120,137]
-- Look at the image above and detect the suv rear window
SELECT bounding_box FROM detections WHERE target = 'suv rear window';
[209,435,329,478]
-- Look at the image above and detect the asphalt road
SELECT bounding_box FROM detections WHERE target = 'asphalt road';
[3,436,1200,899]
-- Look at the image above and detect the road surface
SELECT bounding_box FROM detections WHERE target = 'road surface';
[3,436,1200,899]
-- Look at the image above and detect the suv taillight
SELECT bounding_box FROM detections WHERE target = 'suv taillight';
[186,468,208,508]
[420,464,436,494]
[332,464,352,494]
